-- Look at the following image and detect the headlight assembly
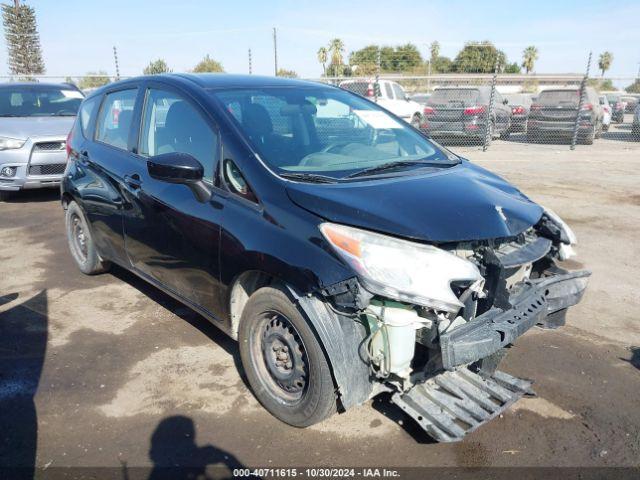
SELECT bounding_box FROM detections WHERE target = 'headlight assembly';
[320,222,483,313]
[0,136,26,150]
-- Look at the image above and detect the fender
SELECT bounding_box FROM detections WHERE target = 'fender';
[285,285,373,410]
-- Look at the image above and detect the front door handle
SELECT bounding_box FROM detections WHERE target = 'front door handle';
[124,174,142,189]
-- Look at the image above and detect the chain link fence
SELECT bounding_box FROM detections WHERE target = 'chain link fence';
[312,72,640,150]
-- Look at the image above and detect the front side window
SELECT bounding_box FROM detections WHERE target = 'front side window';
[392,83,405,100]
[213,86,454,180]
[96,89,137,150]
[0,85,83,117]
[140,88,217,181]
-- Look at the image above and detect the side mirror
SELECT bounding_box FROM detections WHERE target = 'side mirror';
[405,94,411,101]
[147,152,203,184]
[147,152,210,202]
[503,98,509,105]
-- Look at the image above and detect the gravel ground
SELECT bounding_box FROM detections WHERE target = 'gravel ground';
[1,119,639,477]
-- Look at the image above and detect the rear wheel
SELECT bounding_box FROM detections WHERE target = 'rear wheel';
[65,200,110,275]
[238,286,336,427]
[0,190,12,202]
[581,128,595,145]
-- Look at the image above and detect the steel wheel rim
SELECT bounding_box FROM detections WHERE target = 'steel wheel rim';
[70,213,88,262]
[250,311,308,403]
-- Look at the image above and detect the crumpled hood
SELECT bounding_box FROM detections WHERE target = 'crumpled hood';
[0,116,75,140]
[286,161,544,243]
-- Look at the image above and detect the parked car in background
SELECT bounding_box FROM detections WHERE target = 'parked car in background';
[421,87,512,142]
[62,73,589,443]
[605,94,625,123]
[632,101,640,140]
[599,95,611,131]
[339,79,424,127]
[621,95,638,113]
[0,82,84,200]
[504,93,532,133]
[410,92,431,106]
[527,87,603,144]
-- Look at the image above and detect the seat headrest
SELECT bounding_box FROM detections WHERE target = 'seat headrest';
[243,103,273,137]
[118,110,133,130]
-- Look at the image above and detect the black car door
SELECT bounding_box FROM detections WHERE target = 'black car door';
[121,82,225,319]
[80,86,141,266]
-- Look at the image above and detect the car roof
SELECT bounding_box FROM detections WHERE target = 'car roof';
[0,82,80,90]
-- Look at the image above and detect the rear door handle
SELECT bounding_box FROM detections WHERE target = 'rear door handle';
[124,174,142,189]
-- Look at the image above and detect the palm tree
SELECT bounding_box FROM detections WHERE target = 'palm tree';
[328,38,345,77]
[429,41,440,63]
[317,47,328,77]
[521,46,538,74]
[598,51,613,77]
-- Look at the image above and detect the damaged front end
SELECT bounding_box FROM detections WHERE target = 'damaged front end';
[319,209,590,442]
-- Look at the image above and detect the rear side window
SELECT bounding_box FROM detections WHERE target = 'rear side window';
[96,89,138,150]
[139,88,218,181]
[79,96,99,136]
[384,83,393,99]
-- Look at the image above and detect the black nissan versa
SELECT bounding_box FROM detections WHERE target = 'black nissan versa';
[61,74,589,442]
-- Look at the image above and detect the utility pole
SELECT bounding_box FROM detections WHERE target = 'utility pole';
[13,0,19,8]
[113,46,120,81]
[272,27,278,76]
[248,48,252,74]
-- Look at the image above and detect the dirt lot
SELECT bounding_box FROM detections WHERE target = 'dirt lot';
[1,120,639,476]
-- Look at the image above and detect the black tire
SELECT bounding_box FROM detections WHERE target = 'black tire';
[499,128,511,140]
[0,190,12,202]
[581,128,595,145]
[410,113,422,129]
[238,285,336,427]
[526,132,538,143]
[65,200,110,275]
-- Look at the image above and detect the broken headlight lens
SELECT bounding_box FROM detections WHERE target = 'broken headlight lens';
[0,136,26,150]
[320,222,483,313]
[543,207,577,260]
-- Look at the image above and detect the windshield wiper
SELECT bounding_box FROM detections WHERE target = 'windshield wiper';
[346,160,456,179]
[279,172,338,184]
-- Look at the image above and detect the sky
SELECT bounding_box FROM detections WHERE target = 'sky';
[1,0,639,80]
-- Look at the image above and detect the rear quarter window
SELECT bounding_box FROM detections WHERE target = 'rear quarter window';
[79,96,100,137]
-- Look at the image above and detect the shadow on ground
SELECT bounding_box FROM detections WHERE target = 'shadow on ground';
[2,189,60,204]
[0,290,48,479]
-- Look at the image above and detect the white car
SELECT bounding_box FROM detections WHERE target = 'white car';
[339,79,424,127]
[599,95,611,132]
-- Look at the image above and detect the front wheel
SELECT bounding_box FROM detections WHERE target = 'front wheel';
[0,190,12,202]
[238,286,336,427]
[410,113,422,129]
[65,200,110,275]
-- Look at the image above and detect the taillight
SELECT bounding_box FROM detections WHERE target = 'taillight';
[604,106,610,113]
[365,84,374,97]
[512,106,525,115]
[530,104,541,111]
[423,106,435,115]
[66,129,73,157]
[463,105,485,115]
[581,103,593,111]
[616,102,623,110]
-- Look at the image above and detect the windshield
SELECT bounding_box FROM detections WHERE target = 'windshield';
[212,86,454,180]
[606,95,620,103]
[0,85,83,117]
[537,90,580,106]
